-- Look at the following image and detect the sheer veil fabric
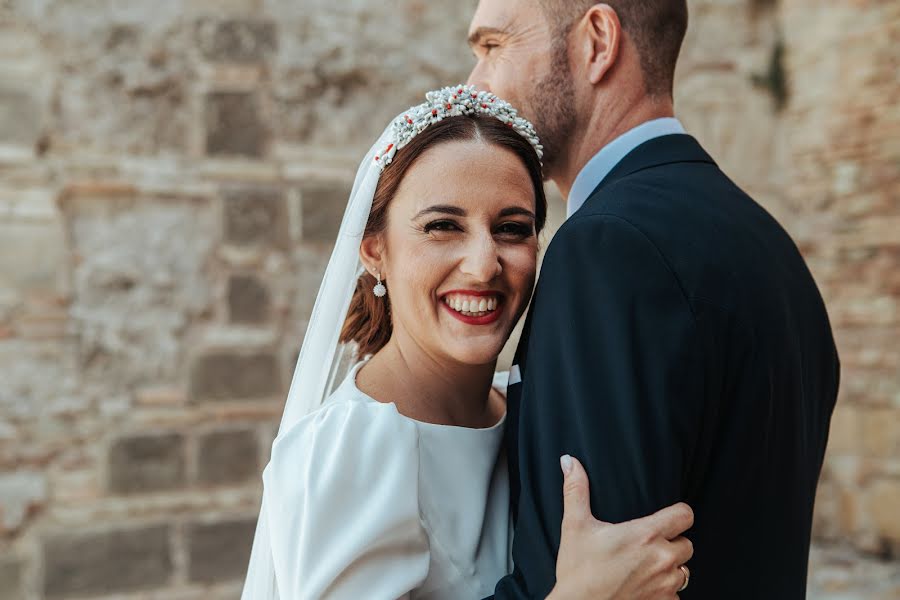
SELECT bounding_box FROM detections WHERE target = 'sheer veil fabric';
[240,122,392,599]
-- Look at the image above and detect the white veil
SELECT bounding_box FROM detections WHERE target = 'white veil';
[240,85,541,599]
[239,121,391,600]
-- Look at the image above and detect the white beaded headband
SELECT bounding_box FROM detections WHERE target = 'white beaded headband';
[374,84,544,171]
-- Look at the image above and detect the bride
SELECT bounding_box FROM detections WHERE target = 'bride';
[242,86,694,599]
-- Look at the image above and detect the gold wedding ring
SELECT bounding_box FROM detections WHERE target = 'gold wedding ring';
[678,565,691,592]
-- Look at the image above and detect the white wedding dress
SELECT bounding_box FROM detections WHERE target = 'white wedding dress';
[261,361,512,599]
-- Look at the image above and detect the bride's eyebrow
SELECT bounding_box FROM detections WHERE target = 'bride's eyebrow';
[499,207,535,220]
[414,205,466,219]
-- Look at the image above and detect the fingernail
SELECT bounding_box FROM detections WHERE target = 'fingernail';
[560,454,573,476]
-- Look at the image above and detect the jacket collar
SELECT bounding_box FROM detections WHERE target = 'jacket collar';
[583,134,716,204]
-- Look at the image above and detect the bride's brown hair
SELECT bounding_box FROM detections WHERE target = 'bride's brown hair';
[339,114,547,356]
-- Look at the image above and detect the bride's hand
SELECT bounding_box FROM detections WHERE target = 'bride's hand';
[546,456,694,600]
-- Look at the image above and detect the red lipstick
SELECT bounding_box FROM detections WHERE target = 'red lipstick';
[440,290,504,326]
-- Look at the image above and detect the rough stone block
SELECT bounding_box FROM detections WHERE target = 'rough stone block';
[292,244,331,320]
[223,186,289,247]
[41,9,194,154]
[0,339,79,423]
[197,428,259,485]
[189,351,281,401]
[859,407,900,458]
[42,525,172,597]
[0,558,23,599]
[51,469,102,503]
[826,404,860,456]
[0,219,65,296]
[868,480,900,543]
[196,19,277,62]
[134,386,186,406]
[108,432,186,494]
[205,92,267,157]
[301,182,351,242]
[0,88,41,148]
[267,1,473,145]
[187,518,256,583]
[0,471,47,534]
[228,274,271,324]
[62,194,216,389]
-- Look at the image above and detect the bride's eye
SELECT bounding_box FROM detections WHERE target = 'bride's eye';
[423,220,462,233]
[496,222,534,239]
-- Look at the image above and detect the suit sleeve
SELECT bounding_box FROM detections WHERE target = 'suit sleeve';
[491,213,705,599]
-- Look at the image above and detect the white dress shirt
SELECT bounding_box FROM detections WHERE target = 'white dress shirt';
[567,117,686,219]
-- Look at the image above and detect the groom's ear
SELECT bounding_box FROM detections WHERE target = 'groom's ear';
[359,235,386,276]
[579,4,621,85]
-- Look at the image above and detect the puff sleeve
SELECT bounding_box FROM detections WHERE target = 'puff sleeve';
[263,400,430,599]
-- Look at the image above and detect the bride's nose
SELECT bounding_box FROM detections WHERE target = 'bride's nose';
[459,232,501,282]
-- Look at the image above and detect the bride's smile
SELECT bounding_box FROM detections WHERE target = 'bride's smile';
[441,289,504,324]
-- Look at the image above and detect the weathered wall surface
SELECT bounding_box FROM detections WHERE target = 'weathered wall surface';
[0,0,896,598]
[679,2,900,595]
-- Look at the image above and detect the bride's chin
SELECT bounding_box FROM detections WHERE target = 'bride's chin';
[449,353,503,368]
[441,340,506,366]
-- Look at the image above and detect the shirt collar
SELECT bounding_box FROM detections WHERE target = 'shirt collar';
[566,117,686,218]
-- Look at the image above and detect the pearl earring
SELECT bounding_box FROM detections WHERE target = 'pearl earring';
[373,272,387,298]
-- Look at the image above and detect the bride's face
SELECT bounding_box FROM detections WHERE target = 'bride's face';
[377,139,539,367]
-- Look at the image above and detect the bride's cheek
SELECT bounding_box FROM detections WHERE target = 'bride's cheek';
[504,246,538,293]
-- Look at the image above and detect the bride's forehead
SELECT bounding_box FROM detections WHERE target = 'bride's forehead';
[389,140,535,213]
[403,142,528,185]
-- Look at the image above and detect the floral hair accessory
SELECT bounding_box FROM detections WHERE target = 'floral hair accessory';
[373,84,543,170]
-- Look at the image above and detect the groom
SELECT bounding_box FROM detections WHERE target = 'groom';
[467,1,840,598]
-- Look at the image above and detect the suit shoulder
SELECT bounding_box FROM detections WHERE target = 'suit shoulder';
[541,212,694,310]
[546,210,669,270]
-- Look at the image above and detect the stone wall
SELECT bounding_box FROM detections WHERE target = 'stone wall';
[677,2,900,595]
[0,0,896,598]
[779,0,900,567]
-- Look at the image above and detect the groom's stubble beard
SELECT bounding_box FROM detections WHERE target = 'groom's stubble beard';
[525,36,577,181]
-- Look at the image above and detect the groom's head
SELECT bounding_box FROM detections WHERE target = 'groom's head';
[467,0,688,179]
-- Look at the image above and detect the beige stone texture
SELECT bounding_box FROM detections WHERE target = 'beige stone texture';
[0,0,897,597]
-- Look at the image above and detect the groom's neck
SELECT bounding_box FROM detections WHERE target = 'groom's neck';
[551,95,675,202]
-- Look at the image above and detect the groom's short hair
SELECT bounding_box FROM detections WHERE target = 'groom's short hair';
[537,0,688,97]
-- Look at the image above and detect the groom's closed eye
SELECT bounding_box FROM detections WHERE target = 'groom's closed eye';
[472,41,500,59]
[467,27,504,48]
[468,27,507,57]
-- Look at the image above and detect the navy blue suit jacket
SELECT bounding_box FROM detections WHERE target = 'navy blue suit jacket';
[490,134,839,599]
